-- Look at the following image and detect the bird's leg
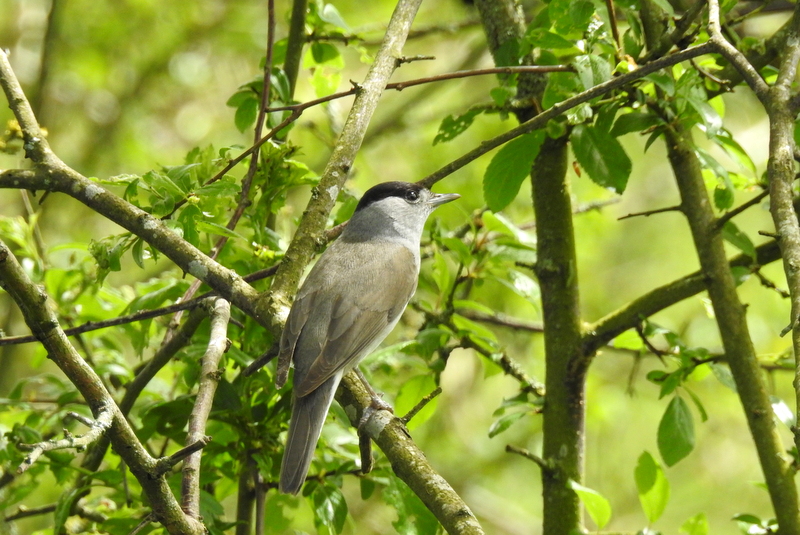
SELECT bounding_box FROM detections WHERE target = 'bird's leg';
[354,368,393,428]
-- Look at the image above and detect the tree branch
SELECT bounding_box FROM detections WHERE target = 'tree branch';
[339,373,484,535]
[181,298,231,518]
[16,410,113,474]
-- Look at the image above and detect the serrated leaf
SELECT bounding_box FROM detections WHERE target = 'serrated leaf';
[434,109,482,145]
[568,480,611,529]
[635,451,670,523]
[721,221,756,259]
[570,124,631,193]
[610,112,661,137]
[483,131,545,211]
[312,483,348,534]
[658,396,695,466]
[574,55,611,90]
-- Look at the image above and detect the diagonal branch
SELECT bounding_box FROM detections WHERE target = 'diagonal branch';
[417,42,715,189]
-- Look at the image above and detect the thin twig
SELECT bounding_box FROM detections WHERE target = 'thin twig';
[16,409,113,474]
[618,205,682,220]
[716,189,770,229]
[4,503,57,522]
[457,309,543,332]
[400,387,442,424]
[604,0,622,60]
[505,445,553,473]
[154,437,213,478]
[264,65,573,112]
[461,336,545,396]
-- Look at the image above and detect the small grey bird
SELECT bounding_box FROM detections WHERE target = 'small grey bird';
[278,181,459,495]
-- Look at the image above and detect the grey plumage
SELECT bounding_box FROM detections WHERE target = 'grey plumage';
[278,182,459,495]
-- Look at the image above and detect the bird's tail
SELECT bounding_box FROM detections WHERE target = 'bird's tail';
[279,374,340,495]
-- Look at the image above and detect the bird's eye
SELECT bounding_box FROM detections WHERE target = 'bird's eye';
[404,190,419,202]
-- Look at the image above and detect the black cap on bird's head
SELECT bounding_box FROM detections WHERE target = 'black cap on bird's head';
[354,182,426,212]
[354,181,459,213]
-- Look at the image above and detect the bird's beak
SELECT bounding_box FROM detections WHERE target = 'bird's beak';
[428,192,460,207]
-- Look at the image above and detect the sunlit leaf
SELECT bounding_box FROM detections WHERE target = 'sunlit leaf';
[568,480,611,529]
[635,451,670,523]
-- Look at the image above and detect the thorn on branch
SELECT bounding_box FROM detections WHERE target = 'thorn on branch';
[16,408,113,475]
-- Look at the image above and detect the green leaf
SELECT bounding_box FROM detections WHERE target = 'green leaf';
[431,249,452,295]
[721,222,756,259]
[320,3,350,31]
[526,28,575,49]
[312,483,348,534]
[310,42,341,64]
[433,109,482,145]
[680,513,709,535]
[713,184,734,211]
[195,220,247,240]
[570,124,632,193]
[658,396,695,466]
[395,375,439,430]
[483,131,545,211]
[714,132,757,175]
[488,411,526,438]
[55,487,89,534]
[234,97,258,133]
[131,237,145,269]
[568,480,611,529]
[610,112,661,137]
[635,451,670,523]
[574,55,611,90]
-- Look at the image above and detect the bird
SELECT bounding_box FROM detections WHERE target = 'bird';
[277,181,460,495]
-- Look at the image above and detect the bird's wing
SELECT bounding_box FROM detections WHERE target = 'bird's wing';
[291,244,418,398]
